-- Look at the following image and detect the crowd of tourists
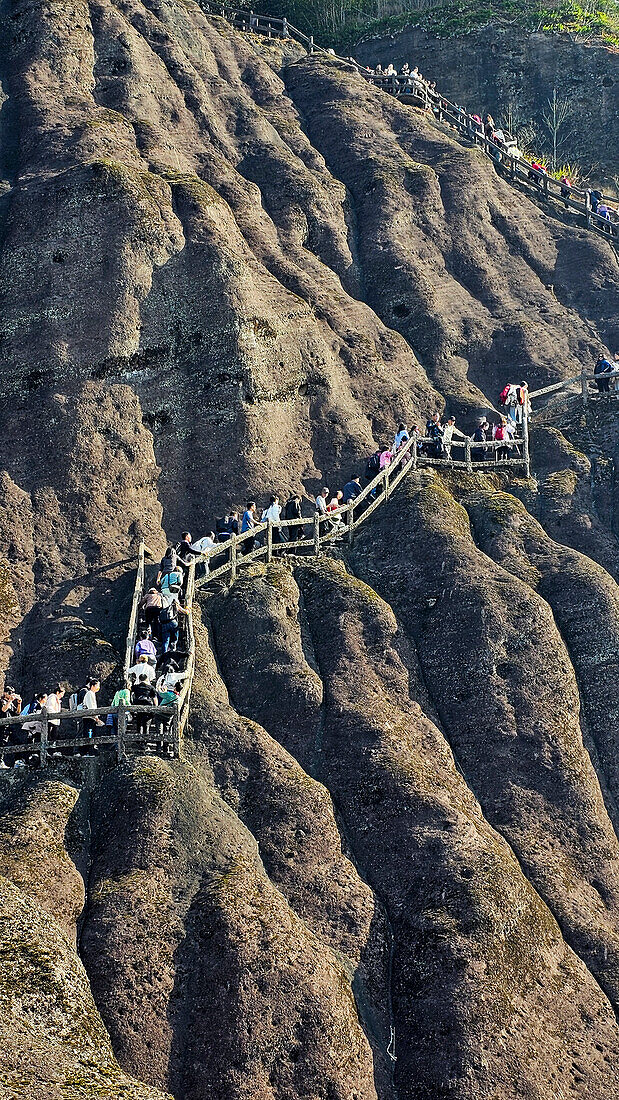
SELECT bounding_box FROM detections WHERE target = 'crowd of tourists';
[2,359,613,769]
[360,59,618,231]
[186,385,530,564]
[0,534,203,768]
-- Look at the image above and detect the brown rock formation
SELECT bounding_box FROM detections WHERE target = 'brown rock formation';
[0,873,171,1100]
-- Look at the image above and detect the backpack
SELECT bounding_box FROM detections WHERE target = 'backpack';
[159,602,178,626]
[495,425,506,441]
[365,451,380,477]
[69,693,78,712]
[162,569,182,593]
[499,385,511,405]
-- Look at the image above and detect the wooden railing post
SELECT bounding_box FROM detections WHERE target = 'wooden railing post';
[309,33,314,53]
[173,705,181,760]
[117,705,127,763]
[585,190,592,228]
[384,470,390,499]
[40,710,49,768]
[523,407,531,478]
[230,535,237,582]
[313,513,320,556]
[266,520,273,563]
[282,15,288,36]
[465,437,473,473]
[347,502,354,545]
[581,370,589,407]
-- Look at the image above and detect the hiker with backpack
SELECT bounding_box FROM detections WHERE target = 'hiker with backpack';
[140,588,163,637]
[135,631,157,665]
[364,450,381,485]
[594,354,614,392]
[159,597,188,654]
[426,412,444,458]
[493,417,511,460]
[160,562,184,600]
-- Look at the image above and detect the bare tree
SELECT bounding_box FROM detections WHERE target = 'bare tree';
[541,88,575,171]
[500,99,538,154]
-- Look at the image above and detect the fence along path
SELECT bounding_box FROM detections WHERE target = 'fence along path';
[195,420,530,589]
[529,366,619,405]
[197,1,617,246]
[0,544,197,766]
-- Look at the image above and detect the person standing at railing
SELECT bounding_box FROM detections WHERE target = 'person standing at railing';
[241,502,258,553]
[284,493,303,542]
[472,418,489,462]
[157,683,181,755]
[216,511,239,542]
[442,416,456,460]
[560,176,572,208]
[106,682,131,738]
[0,684,22,765]
[46,685,65,750]
[262,495,283,543]
[315,488,329,517]
[594,354,614,392]
[82,679,104,756]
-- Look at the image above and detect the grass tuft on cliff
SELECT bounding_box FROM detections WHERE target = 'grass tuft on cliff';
[257,0,619,49]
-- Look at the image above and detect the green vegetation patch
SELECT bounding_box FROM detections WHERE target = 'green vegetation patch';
[258,0,619,49]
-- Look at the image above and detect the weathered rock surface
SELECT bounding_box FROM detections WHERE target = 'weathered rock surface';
[79,752,378,1099]
[206,556,619,1098]
[0,873,171,1100]
[351,475,619,1010]
[0,775,84,943]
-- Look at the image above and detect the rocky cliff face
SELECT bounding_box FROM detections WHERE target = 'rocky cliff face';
[355,25,619,184]
[2,1,619,1098]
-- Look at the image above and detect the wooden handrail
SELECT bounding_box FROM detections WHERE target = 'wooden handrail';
[124,541,145,679]
[193,427,529,590]
[194,1,617,248]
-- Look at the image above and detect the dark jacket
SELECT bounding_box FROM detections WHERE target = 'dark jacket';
[131,683,158,707]
[284,498,302,521]
[342,481,362,503]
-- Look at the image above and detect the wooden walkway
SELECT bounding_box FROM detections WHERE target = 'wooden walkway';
[0,545,197,767]
[194,427,530,589]
[196,1,618,247]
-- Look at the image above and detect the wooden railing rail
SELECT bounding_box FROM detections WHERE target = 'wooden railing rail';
[529,368,619,406]
[176,561,196,746]
[194,425,529,589]
[0,703,178,767]
[124,541,145,680]
[195,1,617,248]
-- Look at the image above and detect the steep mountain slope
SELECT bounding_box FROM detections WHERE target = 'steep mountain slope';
[1,1,619,1098]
